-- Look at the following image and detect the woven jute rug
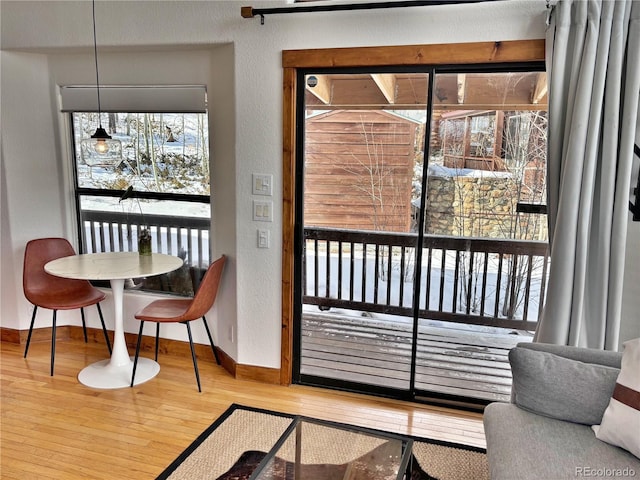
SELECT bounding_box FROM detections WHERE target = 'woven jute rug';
[157,404,488,480]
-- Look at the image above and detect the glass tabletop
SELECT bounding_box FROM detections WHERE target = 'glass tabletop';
[250,418,413,480]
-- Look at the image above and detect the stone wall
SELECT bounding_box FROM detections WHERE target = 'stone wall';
[425,173,545,240]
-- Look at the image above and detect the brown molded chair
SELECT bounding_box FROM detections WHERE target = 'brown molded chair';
[131,255,226,392]
[23,238,112,375]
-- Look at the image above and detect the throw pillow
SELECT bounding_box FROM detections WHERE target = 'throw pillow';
[509,347,619,425]
[592,337,640,459]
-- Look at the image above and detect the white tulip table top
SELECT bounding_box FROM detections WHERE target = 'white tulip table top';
[45,252,184,389]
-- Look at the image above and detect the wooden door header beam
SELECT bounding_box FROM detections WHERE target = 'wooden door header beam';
[283,40,546,69]
[241,0,500,24]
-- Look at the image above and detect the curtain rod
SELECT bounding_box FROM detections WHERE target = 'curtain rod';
[241,0,499,25]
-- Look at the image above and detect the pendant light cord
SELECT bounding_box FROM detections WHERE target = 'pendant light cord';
[92,0,103,128]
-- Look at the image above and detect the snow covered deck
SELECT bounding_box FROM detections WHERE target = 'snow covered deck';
[300,309,533,403]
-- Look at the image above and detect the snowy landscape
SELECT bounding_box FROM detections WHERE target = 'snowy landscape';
[73,113,212,273]
[74,112,210,216]
[304,247,544,327]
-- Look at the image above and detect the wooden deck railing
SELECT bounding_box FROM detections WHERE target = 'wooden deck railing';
[303,227,548,331]
[80,210,211,269]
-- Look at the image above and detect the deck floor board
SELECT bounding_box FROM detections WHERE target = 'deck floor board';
[301,310,532,402]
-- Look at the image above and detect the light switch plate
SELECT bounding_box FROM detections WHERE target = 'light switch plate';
[253,200,273,222]
[252,173,273,196]
[257,229,270,248]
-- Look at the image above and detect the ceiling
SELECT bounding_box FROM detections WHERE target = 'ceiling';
[305,72,548,111]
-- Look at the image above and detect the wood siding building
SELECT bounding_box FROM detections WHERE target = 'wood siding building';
[304,110,421,232]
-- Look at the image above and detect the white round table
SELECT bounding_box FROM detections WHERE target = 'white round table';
[45,252,184,389]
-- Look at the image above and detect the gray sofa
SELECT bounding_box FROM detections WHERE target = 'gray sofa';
[483,342,640,480]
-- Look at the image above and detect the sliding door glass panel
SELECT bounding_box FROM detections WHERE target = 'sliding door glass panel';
[299,71,429,392]
[414,70,549,402]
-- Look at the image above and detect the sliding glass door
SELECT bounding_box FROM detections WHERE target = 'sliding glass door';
[293,64,548,407]
[296,70,429,396]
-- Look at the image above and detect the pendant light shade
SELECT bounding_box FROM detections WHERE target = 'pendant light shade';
[91,126,111,154]
[86,0,121,164]
[81,127,122,166]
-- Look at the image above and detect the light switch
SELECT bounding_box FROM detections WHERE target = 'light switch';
[253,200,273,222]
[258,229,270,248]
[252,174,273,196]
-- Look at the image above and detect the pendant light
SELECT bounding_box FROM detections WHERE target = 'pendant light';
[91,0,109,153]
[82,0,121,164]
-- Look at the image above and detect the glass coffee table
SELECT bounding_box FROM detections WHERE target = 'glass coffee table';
[249,417,414,480]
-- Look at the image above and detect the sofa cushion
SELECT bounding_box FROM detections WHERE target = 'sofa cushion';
[593,338,640,458]
[483,403,640,480]
[516,342,623,368]
[509,346,619,425]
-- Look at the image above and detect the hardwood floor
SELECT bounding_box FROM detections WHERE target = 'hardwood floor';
[1,338,485,480]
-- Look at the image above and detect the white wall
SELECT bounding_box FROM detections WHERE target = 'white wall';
[1,51,70,328]
[1,0,636,368]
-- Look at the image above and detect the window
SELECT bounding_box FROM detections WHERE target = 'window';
[69,108,211,296]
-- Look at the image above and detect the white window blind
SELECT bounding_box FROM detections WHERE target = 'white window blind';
[60,85,207,113]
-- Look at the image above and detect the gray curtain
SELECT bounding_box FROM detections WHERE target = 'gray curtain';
[535,0,640,350]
